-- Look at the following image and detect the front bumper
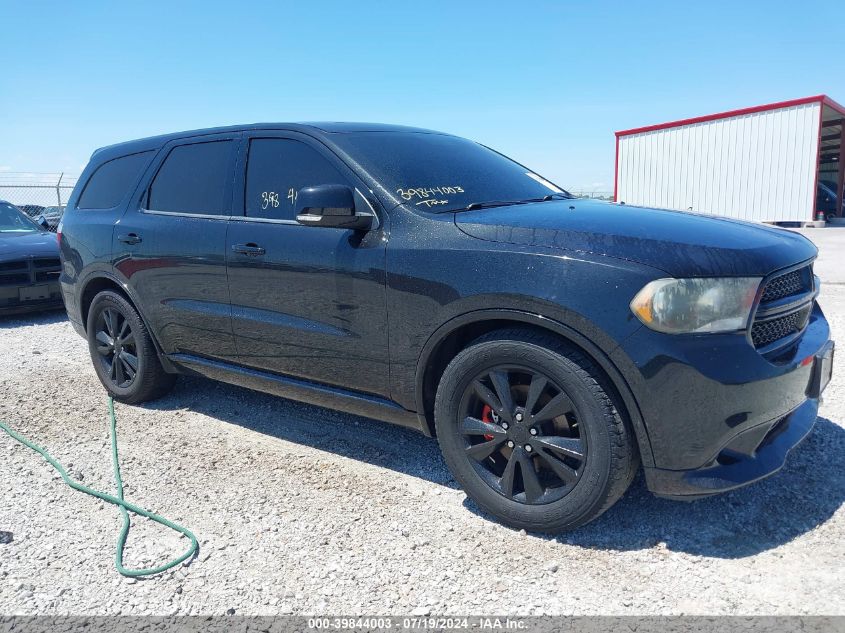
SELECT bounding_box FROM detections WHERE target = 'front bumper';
[644,397,819,498]
[613,302,833,498]
[0,280,63,316]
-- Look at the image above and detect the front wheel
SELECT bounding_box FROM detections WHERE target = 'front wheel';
[434,329,638,532]
[86,290,176,404]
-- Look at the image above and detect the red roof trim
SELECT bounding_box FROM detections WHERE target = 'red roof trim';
[615,95,843,137]
[822,95,845,117]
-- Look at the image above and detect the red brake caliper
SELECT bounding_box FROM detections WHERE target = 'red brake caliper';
[481,404,495,440]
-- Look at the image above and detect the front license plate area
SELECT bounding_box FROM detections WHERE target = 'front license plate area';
[19,285,50,302]
[808,342,835,399]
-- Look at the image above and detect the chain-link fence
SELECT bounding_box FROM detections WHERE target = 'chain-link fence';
[0,173,612,233]
[0,173,78,232]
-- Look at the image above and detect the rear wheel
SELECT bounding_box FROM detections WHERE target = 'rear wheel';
[86,290,176,404]
[434,328,638,531]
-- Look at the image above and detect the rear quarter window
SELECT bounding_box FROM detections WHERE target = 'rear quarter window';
[77,151,154,209]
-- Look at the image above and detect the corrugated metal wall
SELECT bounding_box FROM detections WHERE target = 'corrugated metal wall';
[616,102,821,222]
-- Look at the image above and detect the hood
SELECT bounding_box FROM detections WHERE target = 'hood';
[0,231,59,261]
[454,199,817,277]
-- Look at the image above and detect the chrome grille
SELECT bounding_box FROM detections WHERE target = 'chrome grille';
[33,258,61,283]
[751,304,812,348]
[751,265,815,351]
[0,258,61,287]
[760,268,811,303]
[33,258,60,268]
[35,270,60,283]
[0,260,31,286]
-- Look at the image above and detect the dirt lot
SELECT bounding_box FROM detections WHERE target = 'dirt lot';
[0,229,843,616]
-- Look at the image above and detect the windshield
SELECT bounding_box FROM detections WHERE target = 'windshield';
[0,202,39,233]
[332,132,570,212]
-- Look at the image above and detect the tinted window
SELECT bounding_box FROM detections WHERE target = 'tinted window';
[245,139,349,220]
[148,141,233,214]
[331,132,569,212]
[77,151,153,209]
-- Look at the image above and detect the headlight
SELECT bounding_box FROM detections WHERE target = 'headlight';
[630,277,762,334]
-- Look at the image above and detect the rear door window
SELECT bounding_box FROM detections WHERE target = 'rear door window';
[244,138,350,220]
[147,140,234,215]
[77,151,154,209]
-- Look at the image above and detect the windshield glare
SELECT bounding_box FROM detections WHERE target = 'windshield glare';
[0,202,39,232]
[333,132,568,212]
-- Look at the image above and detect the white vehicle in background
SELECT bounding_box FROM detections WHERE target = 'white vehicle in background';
[37,205,65,230]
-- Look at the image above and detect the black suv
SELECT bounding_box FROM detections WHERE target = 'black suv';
[59,124,835,531]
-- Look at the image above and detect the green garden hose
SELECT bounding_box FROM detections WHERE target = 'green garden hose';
[0,397,198,577]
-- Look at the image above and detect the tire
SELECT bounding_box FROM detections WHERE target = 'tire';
[86,290,176,404]
[434,328,638,532]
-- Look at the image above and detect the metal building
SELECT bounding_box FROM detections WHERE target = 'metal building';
[614,95,844,223]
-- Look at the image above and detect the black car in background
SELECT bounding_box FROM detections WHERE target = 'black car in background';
[0,201,62,315]
[58,124,834,531]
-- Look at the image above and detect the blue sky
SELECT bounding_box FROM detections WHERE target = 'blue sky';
[1,1,840,191]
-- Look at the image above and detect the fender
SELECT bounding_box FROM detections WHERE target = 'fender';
[414,308,655,467]
[77,270,180,374]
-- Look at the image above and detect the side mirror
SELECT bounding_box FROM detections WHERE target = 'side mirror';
[36,215,49,229]
[295,185,375,230]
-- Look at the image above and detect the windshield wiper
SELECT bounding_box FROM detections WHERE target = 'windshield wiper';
[461,192,572,212]
[463,199,526,211]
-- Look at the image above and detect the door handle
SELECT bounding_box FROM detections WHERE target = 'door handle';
[117,233,142,245]
[231,243,266,256]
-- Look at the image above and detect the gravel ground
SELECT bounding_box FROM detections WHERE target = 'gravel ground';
[1,242,843,615]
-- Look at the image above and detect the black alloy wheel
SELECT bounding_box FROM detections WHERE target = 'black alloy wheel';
[459,366,587,505]
[86,290,176,404]
[94,306,139,389]
[435,328,638,531]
